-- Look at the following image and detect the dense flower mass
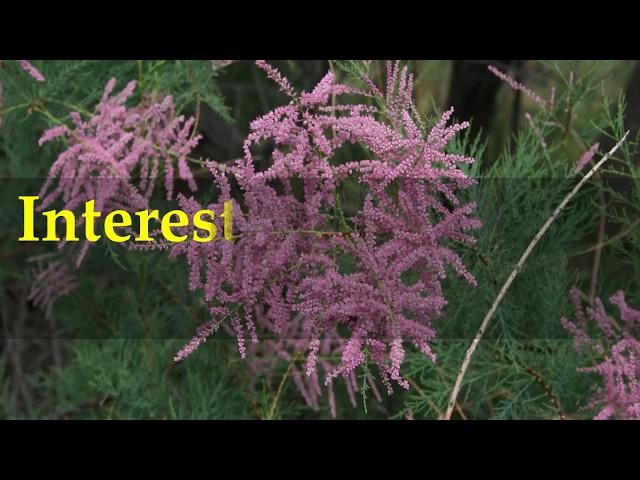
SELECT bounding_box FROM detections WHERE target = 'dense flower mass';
[562,288,640,419]
[37,78,200,265]
[169,61,480,409]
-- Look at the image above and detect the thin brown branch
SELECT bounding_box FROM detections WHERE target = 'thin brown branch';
[521,364,566,420]
[575,218,640,256]
[443,131,629,420]
[265,353,299,420]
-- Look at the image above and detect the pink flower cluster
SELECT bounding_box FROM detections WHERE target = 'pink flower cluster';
[562,288,640,419]
[170,61,480,411]
[488,65,547,109]
[28,256,78,319]
[18,60,45,82]
[574,143,600,174]
[38,78,200,265]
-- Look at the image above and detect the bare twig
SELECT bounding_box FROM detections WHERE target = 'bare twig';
[265,353,299,420]
[575,218,640,256]
[407,378,443,418]
[493,345,566,420]
[521,364,566,420]
[443,131,629,420]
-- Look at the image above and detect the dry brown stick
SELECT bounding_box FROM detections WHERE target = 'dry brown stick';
[443,131,629,420]
[521,364,566,420]
[265,353,299,420]
[492,344,566,419]
[575,218,640,256]
[407,378,443,418]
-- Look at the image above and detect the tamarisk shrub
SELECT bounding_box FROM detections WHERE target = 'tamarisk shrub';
[37,77,201,266]
[562,288,640,419]
[170,60,480,410]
